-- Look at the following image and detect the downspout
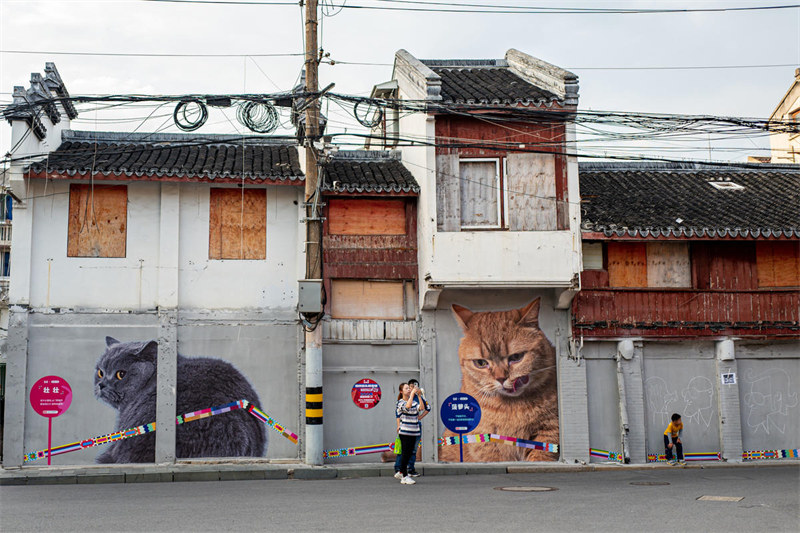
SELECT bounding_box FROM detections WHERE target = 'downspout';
[616,340,634,464]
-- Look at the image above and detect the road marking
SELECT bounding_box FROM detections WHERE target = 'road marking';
[494,486,559,492]
[697,495,744,502]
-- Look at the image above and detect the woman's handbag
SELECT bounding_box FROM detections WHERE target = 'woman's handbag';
[394,436,402,455]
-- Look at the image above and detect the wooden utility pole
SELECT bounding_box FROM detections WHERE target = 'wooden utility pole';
[303,0,324,466]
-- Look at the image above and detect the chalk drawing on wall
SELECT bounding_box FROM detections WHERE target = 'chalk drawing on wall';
[644,376,678,427]
[742,368,799,436]
[681,376,714,429]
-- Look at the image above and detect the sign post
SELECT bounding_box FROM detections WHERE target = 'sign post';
[30,375,72,465]
[440,393,481,463]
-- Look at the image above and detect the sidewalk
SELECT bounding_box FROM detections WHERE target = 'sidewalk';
[2,459,797,485]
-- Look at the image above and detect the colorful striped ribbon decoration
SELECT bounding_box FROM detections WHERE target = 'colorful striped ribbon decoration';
[23,399,296,463]
[646,452,721,462]
[323,440,423,458]
[437,433,558,453]
[589,448,623,462]
[742,449,799,460]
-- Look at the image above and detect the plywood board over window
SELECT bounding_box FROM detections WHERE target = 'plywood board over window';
[328,199,406,235]
[460,159,499,228]
[67,184,127,258]
[756,241,800,287]
[331,280,406,319]
[607,242,647,287]
[506,153,556,231]
[209,188,266,260]
[646,242,691,287]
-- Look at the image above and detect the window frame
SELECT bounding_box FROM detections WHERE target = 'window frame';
[459,157,503,230]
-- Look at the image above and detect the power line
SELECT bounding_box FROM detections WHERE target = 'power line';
[0,50,303,58]
[141,0,800,14]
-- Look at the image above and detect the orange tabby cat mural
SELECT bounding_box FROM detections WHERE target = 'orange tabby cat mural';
[439,299,559,462]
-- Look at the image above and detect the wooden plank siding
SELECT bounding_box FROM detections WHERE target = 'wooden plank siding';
[646,242,691,287]
[434,115,568,232]
[692,242,757,290]
[573,289,800,338]
[67,184,127,258]
[322,196,418,317]
[506,153,557,231]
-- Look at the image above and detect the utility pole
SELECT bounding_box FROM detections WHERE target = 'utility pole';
[303,0,324,466]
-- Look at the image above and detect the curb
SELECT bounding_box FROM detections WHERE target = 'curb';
[2,460,798,486]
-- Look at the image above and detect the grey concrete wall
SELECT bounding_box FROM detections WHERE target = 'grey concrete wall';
[583,342,621,462]
[22,312,159,466]
[321,342,419,464]
[736,341,800,452]
[642,342,720,455]
[433,289,570,462]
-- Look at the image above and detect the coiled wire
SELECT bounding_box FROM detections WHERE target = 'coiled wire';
[173,99,208,131]
[237,101,280,133]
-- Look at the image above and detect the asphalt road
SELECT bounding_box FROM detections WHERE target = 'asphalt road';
[1,466,798,532]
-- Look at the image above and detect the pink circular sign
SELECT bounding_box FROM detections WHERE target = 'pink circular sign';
[30,376,72,418]
[351,378,381,410]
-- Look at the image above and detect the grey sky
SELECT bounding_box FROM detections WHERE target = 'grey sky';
[1,0,798,162]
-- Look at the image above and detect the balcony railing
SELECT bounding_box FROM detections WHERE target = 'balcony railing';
[573,288,800,337]
[0,221,11,247]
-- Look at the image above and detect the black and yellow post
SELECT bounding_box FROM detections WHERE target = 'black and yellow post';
[305,387,323,425]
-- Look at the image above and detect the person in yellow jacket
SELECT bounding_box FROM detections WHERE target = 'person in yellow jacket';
[664,413,684,465]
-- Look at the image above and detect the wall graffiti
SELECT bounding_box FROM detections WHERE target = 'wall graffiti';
[644,375,715,430]
[742,368,799,436]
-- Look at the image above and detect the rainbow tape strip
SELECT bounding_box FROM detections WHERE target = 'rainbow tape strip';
[323,440,423,458]
[246,403,299,444]
[23,399,297,463]
[742,449,799,460]
[589,448,624,462]
[437,433,558,453]
[647,452,721,462]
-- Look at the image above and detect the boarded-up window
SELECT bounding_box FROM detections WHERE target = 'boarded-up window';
[692,242,757,290]
[646,243,691,287]
[506,153,556,231]
[209,188,266,260]
[67,184,127,258]
[460,160,499,228]
[583,242,604,270]
[757,241,800,287]
[331,280,411,319]
[328,199,406,235]
[607,242,647,287]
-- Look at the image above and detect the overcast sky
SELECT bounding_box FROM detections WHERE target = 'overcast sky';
[1,0,798,162]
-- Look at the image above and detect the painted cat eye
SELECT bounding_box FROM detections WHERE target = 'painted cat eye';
[472,359,489,368]
[115,370,126,380]
[508,352,525,363]
[97,369,103,378]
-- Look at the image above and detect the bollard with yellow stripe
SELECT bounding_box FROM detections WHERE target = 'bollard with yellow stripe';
[306,386,323,424]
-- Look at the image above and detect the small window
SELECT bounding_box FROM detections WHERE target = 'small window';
[67,184,127,258]
[328,199,406,235]
[460,159,500,228]
[582,242,604,270]
[209,188,266,260]
[331,280,414,320]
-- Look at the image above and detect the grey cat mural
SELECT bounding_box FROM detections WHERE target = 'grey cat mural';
[94,337,267,463]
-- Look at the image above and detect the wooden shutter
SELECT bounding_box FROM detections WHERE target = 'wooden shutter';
[506,153,556,231]
[459,160,499,227]
[328,199,406,235]
[646,242,691,287]
[209,188,266,260]
[331,280,405,319]
[607,242,647,287]
[436,154,460,232]
[757,241,800,287]
[67,184,127,258]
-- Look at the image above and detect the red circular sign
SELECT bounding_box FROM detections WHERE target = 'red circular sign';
[351,379,381,410]
[30,376,72,418]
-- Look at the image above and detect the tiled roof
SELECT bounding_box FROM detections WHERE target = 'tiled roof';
[26,131,304,183]
[421,59,561,106]
[579,162,800,239]
[321,151,419,194]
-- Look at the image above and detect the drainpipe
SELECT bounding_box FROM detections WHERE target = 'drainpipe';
[616,340,634,464]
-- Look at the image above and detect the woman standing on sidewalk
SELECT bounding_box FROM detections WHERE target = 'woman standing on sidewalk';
[394,382,421,485]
